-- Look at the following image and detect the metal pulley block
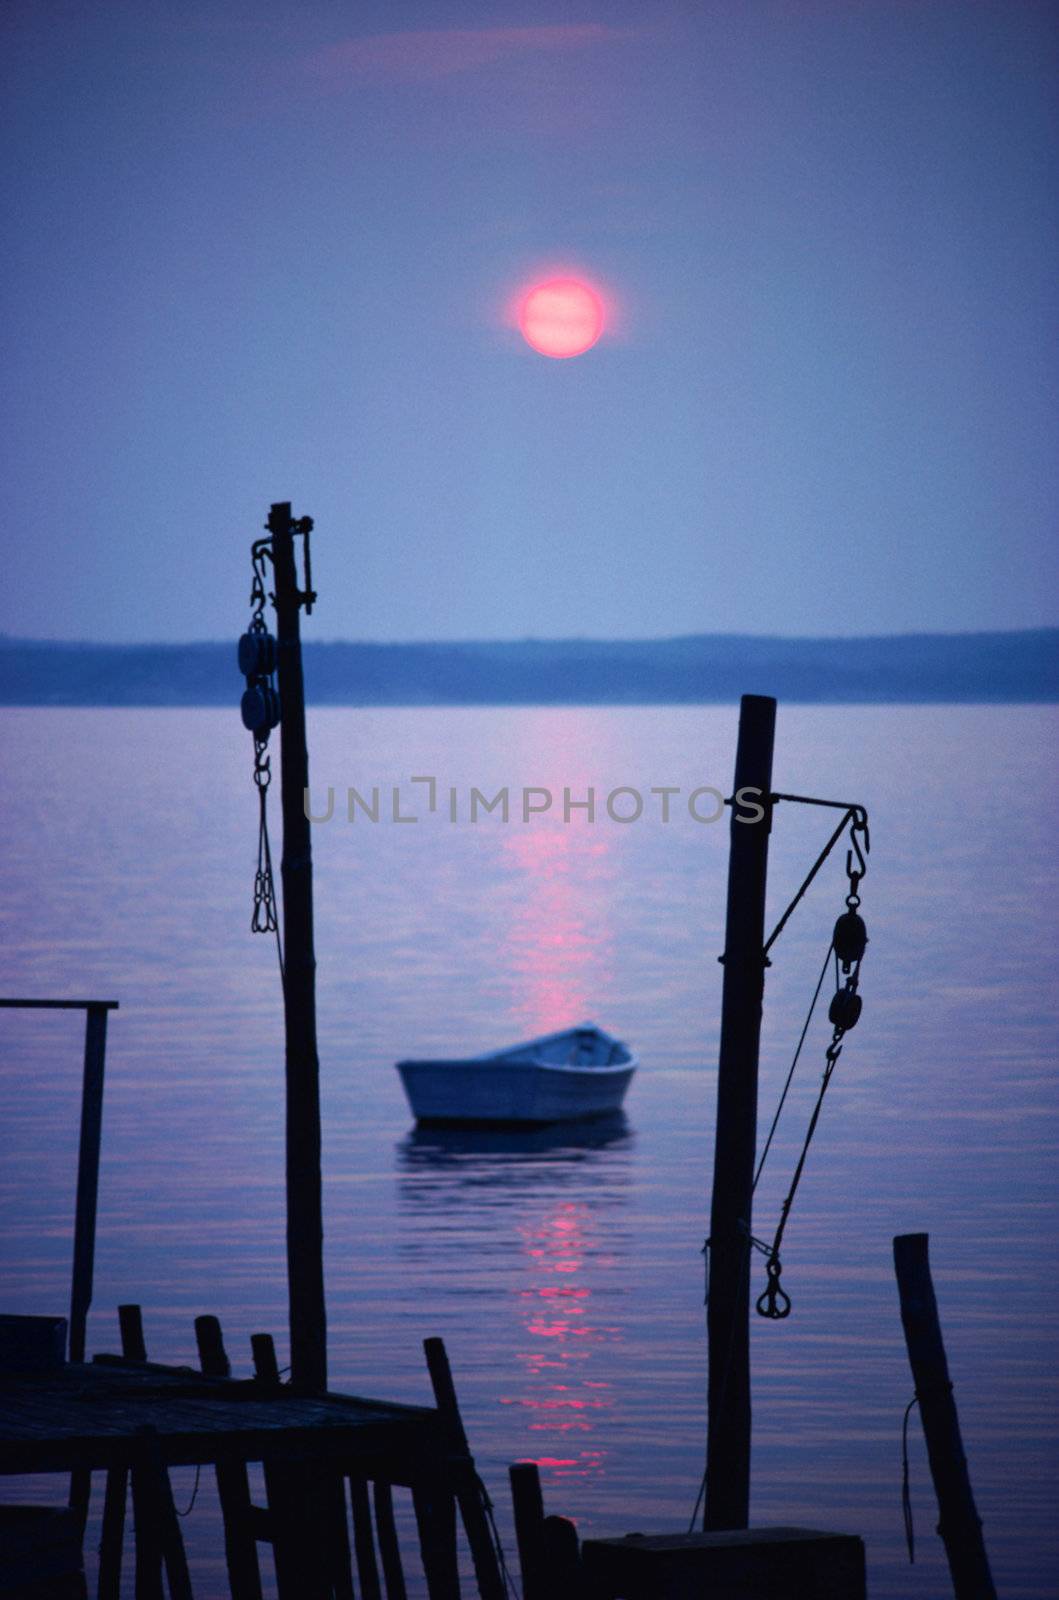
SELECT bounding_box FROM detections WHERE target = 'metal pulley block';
[238,629,277,678]
[828,986,862,1031]
[241,682,281,734]
[833,909,868,972]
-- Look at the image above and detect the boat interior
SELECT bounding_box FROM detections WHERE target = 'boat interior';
[497,1027,629,1068]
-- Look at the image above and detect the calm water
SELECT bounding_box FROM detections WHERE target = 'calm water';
[1,705,1057,1598]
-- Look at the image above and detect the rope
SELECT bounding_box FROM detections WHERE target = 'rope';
[475,1472,520,1599]
[174,1463,201,1518]
[753,940,834,1193]
[755,1013,847,1320]
[763,809,856,956]
[252,756,284,981]
[902,1395,919,1562]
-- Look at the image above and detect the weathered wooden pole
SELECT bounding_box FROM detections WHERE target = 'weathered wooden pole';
[70,1001,112,1364]
[893,1233,996,1599]
[270,501,327,1393]
[704,693,776,1530]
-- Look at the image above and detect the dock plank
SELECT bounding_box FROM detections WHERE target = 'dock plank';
[0,1361,450,1479]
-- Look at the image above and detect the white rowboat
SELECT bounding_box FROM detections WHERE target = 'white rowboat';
[396,1024,637,1126]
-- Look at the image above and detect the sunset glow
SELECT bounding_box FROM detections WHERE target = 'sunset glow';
[518,277,605,358]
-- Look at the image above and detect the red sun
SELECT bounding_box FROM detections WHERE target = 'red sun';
[518,278,605,359]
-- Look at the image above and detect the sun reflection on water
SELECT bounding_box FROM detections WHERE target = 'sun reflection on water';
[500,823,615,1037]
[396,1120,631,1490]
[501,1196,621,1483]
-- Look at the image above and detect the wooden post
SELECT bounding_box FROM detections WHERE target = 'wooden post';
[509,1463,547,1600]
[250,1331,281,1387]
[118,1304,148,1364]
[195,1316,264,1600]
[269,500,327,1394]
[373,1480,408,1600]
[70,1002,111,1363]
[348,1476,383,1600]
[893,1234,996,1600]
[704,693,776,1531]
[423,1337,507,1600]
[94,1300,146,1591]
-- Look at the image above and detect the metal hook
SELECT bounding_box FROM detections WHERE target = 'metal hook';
[846,814,868,883]
[756,1256,791,1319]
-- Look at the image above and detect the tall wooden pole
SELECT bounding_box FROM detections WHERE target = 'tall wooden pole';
[704,692,776,1530]
[893,1233,996,1599]
[270,500,327,1392]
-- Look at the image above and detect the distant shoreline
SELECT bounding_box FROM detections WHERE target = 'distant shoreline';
[0,630,1056,705]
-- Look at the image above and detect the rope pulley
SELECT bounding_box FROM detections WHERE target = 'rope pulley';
[833,908,867,971]
[828,985,862,1032]
[237,627,275,678]
[751,798,871,1320]
[239,555,281,738]
[240,678,281,736]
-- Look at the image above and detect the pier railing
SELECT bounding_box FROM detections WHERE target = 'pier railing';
[0,997,119,1363]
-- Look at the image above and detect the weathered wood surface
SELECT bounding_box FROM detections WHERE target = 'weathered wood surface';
[0,1360,448,1477]
[893,1232,996,1600]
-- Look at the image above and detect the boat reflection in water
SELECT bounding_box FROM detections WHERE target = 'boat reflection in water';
[396,1116,633,1489]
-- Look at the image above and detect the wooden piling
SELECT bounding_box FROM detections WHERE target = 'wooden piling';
[70,1002,112,1364]
[195,1315,264,1600]
[509,1462,547,1600]
[349,1476,383,1600]
[412,1480,460,1600]
[893,1233,996,1600]
[269,500,327,1395]
[424,1337,506,1600]
[97,1301,147,1593]
[97,1465,127,1600]
[118,1304,147,1364]
[705,693,776,1530]
[250,1332,281,1387]
[373,1480,408,1600]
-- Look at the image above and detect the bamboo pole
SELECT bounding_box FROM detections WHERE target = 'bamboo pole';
[893,1233,996,1600]
[704,693,776,1530]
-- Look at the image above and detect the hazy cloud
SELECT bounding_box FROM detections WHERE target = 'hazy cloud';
[307,24,634,87]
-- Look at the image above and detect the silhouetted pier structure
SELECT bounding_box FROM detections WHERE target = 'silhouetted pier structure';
[0,1307,507,1598]
[3,507,999,1595]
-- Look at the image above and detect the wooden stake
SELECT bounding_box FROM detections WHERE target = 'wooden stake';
[373,1480,408,1600]
[349,1476,383,1600]
[270,501,327,1394]
[509,1462,547,1600]
[893,1233,996,1599]
[118,1303,147,1364]
[423,1337,506,1600]
[704,693,776,1530]
[195,1316,264,1600]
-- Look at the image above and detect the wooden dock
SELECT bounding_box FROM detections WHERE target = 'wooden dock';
[0,1311,507,1599]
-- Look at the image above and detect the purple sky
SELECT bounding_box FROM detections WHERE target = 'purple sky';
[2,1,1055,641]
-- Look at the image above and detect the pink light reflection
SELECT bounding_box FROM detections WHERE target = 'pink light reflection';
[501,824,614,1036]
[506,1200,617,1479]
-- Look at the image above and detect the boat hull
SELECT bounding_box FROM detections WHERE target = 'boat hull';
[396,1059,636,1126]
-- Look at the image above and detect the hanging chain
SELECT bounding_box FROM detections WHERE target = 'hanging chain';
[252,740,279,938]
[755,809,869,1319]
[241,541,283,976]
